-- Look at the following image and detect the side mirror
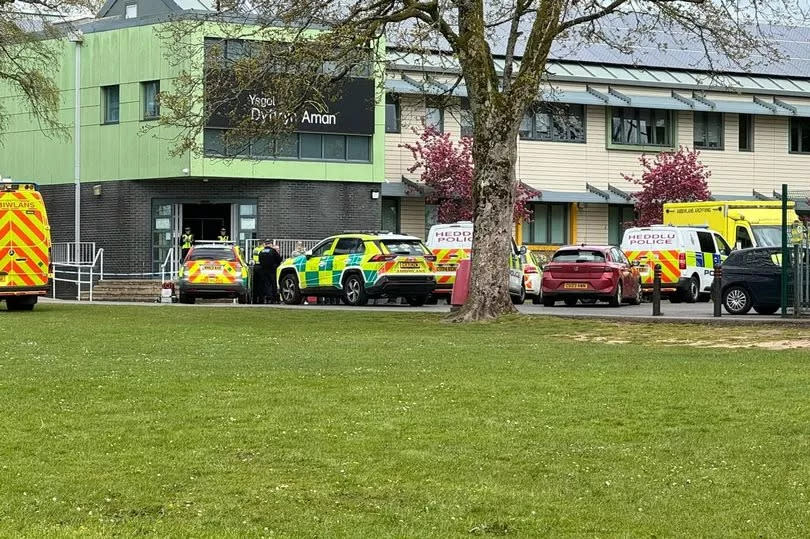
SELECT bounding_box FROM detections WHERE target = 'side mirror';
[519,245,527,255]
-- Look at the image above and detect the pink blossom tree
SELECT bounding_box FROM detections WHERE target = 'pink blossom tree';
[623,147,712,227]
[403,128,535,224]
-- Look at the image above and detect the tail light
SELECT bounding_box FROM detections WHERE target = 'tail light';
[678,252,686,270]
[370,254,396,262]
[524,266,538,274]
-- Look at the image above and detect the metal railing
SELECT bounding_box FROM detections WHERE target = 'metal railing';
[52,242,97,265]
[243,238,321,259]
[160,247,179,283]
[52,247,104,301]
[791,233,810,316]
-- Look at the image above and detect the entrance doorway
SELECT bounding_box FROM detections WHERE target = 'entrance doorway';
[183,203,231,241]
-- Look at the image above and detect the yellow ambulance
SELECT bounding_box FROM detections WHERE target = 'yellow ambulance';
[0,181,51,311]
[663,201,799,249]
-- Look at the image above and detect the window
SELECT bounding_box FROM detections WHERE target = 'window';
[425,97,444,133]
[522,203,568,244]
[142,80,160,119]
[310,239,334,257]
[790,117,810,153]
[102,85,119,124]
[125,3,137,18]
[381,239,427,255]
[739,114,753,152]
[552,249,605,262]
[203,129,371,162]
[608,205,635,245]
[323,134,346,160]
[385,95,400,133]
[381,197,400,234]
[333,238,365,255]
[346,136,370,162]
[736,226,753,249]
[697,231,716,253]
[300,133,323,159]
[694,111,724,150]
[520,104,585,143]
[460,98,474,138]
[714,234,732,256]
[611,107,671,146]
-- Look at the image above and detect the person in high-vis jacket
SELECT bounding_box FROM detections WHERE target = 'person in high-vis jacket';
[181,227,194,260]
[252,240,266,264]
[218,228,230,242]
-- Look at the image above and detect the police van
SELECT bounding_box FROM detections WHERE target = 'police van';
[426,221,525,304]
[0,181,51,311]
[621,225,731,303]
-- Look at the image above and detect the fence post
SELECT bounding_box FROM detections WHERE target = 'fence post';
[76,266,81,301]
[795,244,802,319]
[652,263,662,316]
[713,263,722,318]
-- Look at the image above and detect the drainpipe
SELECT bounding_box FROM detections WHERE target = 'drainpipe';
[69,31,83,263]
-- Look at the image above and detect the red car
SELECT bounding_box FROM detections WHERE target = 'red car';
[541,245,642,307]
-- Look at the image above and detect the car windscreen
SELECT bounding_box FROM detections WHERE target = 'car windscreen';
[552,250,606,262]
[188,248,236,261]
[381,240,428,255]
[752,226,783,247]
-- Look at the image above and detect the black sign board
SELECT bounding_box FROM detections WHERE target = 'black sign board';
[207,77,375,135]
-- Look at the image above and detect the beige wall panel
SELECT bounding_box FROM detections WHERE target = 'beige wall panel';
[576,204,609,244]
[400,197,426,239]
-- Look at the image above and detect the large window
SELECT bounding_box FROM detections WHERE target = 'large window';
[520,103,585,143]
[790,117,810,153]
[142,80,160,120]
[694,111,724,150]
[522,203,569,245]
[204,129,371,162]
[385,94,400,133]
[102,85,120,124]
[738,114,753,152]
[425,97,444,133]
[611,107,671,146]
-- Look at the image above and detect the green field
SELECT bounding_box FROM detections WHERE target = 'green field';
[1,303,809,537]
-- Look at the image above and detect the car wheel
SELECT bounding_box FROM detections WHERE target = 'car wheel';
[542,297,555,307]
[6,297,35,311]
[609,282,622,307]
[753,304,779,315]
[279,273,303,305]
[342,274,368,306]
[237,293,249,305]
[425,295,439,305]
[531,295,542,305]
[406,295,428,307]
[681,275,700,303]
[628,281,642,305]
[563,297,578,307]
[178,293,195,304]
[511,285,526,305]
[722,286,752,315]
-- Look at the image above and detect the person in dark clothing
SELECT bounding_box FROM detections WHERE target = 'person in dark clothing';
[258,241,283,304]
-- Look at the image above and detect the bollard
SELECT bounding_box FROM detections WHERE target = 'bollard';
[652,263,662,316]
[712,264,722,317]
[450,258,472,311]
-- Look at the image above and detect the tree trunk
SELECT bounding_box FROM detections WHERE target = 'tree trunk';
[448,124,519,322]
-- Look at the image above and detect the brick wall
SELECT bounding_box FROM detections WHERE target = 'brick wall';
[41,179,382,274]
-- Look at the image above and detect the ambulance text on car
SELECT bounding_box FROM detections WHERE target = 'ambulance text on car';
[0,181,51,311]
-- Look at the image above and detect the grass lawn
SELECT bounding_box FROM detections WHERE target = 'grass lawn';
[1,303,809,537]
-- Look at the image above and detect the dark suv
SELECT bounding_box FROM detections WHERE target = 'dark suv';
[720,247,783,315]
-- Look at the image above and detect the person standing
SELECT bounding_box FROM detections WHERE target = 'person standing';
[291,241,307,258]
[218,228,230,241]
[259,241,282,304]
[180,227,194,260]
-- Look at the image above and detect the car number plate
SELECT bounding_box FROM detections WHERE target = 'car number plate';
[563,283,588,289]
[203,264,222,271]
[436,264,456,272]
[399,262,421,271]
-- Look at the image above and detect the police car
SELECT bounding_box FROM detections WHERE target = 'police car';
[276,233,436,306]
[176,242,250,304]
